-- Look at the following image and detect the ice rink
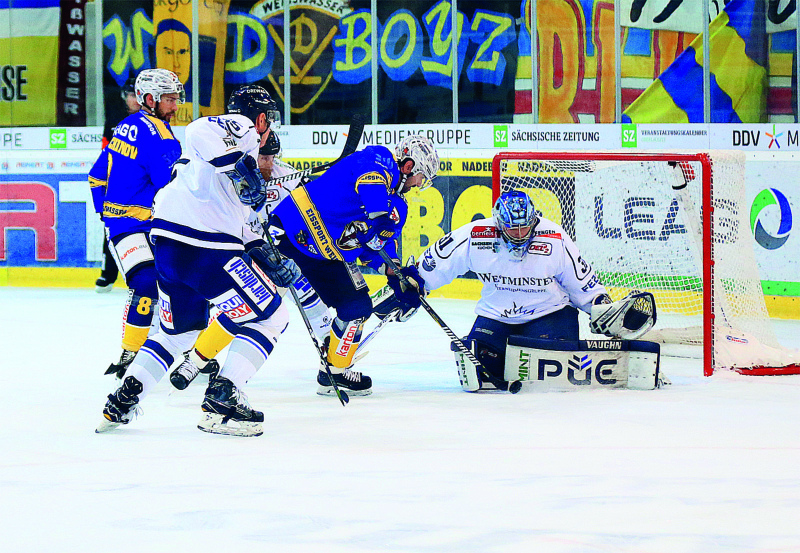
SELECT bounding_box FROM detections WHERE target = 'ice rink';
[1,286,799,553]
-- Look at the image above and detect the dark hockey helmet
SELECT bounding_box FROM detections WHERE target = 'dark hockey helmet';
[493,190,539,258]
[226,85,280,130]
[120,77,136,100]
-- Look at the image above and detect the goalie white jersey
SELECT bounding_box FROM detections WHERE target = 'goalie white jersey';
[152,114,263,250]
[418,217,607,324]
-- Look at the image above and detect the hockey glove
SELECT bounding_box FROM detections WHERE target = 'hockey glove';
[590,291,657,340]
[356,214,396,251]
[386,263,426,310]
[248,240,301,288]
[231,153,267,210]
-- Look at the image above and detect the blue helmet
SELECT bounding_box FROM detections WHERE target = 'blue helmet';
[492,190,538,257]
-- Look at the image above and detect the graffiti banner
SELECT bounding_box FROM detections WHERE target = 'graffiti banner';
[153,0,231,125]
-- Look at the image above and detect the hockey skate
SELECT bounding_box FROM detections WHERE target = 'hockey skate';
[169,354,200,390]
[170,353,220,390]
[317,366,372,397]
[104,349,136,379]
[199,359,220,378]
[198,377,263,437]
[95,274,116,293]
[96,376,143,433]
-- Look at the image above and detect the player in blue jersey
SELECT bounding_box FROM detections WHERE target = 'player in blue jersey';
[88,69,184,380]
[95,77,140,293]
[269,135,440,396]
[96,85,299,437]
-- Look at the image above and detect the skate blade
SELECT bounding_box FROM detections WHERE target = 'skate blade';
[197,413,263,437]
[95,418,122,433]
[316,385,372,397]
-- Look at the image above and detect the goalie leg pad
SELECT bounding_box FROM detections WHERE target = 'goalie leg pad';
[453,340,481,392]
[504,336,661,391]
[451,339,506,392]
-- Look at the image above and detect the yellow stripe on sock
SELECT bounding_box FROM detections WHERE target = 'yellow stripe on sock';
[121,323,149,352]
[193,318,235,361]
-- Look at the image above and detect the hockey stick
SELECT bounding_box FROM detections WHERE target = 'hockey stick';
[353,308,400,364]
[257,219,349,406]
[377,250,510,391]
[266,114,365,186]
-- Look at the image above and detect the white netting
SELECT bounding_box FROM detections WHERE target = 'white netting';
[494,151,800,374]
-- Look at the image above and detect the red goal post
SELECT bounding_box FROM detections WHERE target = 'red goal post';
[492,151,800,377]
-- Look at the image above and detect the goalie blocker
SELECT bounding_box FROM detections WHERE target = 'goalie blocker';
[454,337,663,392]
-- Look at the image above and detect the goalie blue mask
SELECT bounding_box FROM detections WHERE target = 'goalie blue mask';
[493,190,539,258]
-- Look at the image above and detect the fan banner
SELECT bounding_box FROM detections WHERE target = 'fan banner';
[0,0,59,126]
[152,0,231,125]
[622,0,768,124]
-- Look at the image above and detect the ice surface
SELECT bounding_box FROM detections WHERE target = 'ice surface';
[1,287,798,553]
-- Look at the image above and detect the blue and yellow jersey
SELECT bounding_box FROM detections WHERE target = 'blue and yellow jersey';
[272,145,404,264]
[88,110,182,240]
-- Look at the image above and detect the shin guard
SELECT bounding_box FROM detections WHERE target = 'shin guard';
[327,317,365,370]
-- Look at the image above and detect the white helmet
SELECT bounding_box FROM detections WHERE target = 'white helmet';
[135,68,186,106]
[394,135,440,191]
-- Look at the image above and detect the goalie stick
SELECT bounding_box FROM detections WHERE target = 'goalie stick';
[377,250,510,392]
[266,114,365,186]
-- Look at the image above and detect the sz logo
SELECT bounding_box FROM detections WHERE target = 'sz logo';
[49,129,67,149]
[750,188,792,250]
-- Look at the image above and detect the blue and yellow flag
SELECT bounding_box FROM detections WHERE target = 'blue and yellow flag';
[623,0,767,124]
[0,0,60,125]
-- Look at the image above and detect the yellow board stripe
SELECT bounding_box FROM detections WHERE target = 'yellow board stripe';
[144,114,175,140]
[102,202,153,221]
[290,186,343,261]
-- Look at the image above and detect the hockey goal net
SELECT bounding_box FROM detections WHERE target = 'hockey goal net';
[492,151,800,376]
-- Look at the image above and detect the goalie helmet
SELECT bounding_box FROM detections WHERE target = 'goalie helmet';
[394,135,439,191]
[493,190,539,258]
[226,85,281,130]
[135,69,185,106]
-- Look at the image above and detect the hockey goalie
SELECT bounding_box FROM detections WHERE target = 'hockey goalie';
[412,190,666,392]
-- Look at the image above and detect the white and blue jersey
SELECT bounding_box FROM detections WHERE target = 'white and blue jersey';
[419,217,608,324]
[149,114,282,327]
[150,114,263,250]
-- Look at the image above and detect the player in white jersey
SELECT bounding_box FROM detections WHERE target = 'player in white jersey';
[167,128,334,390]
[97,85,299,437]
[414,190,619,388]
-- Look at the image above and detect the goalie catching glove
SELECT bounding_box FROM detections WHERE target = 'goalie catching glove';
[230,153,268,210]
[247,239,301,288]
[589,291,657,340]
